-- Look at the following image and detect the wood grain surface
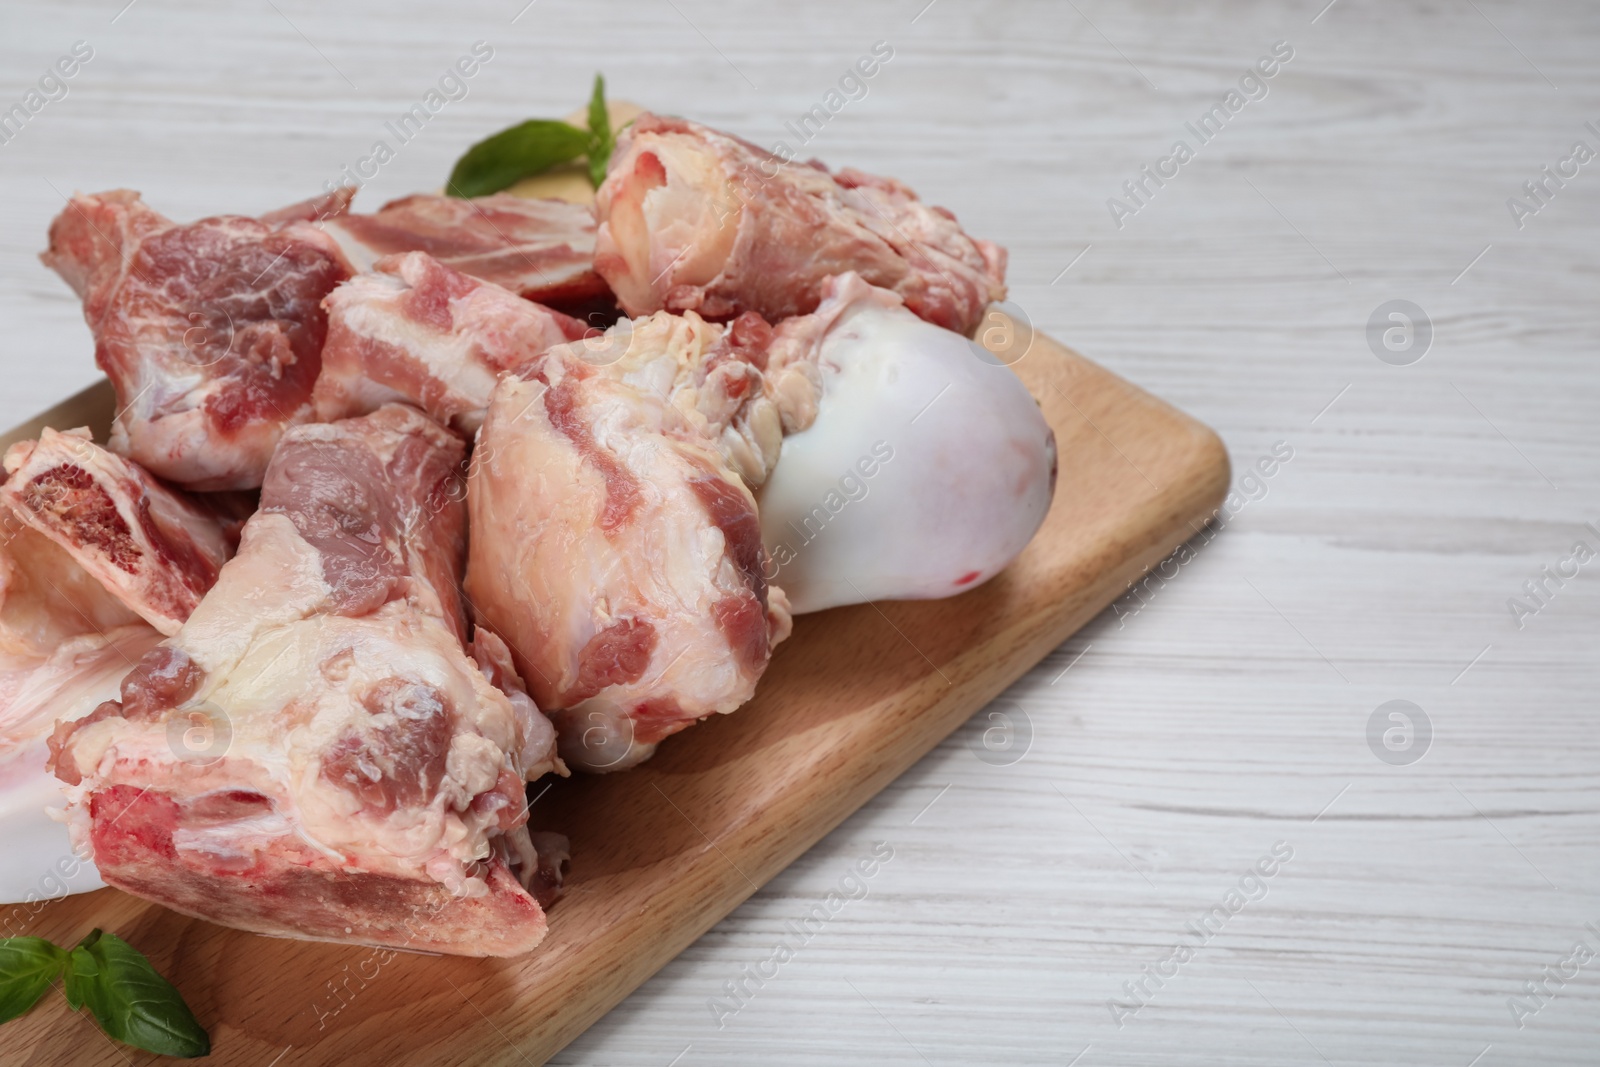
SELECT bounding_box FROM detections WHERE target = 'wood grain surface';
[1,1,1597,1064]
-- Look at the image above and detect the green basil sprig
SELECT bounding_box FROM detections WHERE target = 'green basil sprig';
[447,73,617,197]
[0,929,208,1058]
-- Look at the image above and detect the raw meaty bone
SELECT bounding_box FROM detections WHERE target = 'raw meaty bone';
[756,273,1057,613]
[323,193,608,308]
[41,190,353,491]
[1,427,232,636]
[0,502,164,905]
[315,251,587,434]
[466,345,791,773]
[51,405,567,956]
[594,113,1007,335]
[0,431,230,904]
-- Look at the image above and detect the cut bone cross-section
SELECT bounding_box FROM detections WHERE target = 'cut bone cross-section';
[50,405,566,956]
[1,428,232,636]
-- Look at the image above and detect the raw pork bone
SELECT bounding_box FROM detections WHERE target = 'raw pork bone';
[0,415,231,907]
[41,190,354,491]
[2,428,232,636]
[324,193,609,308]
[756,273,1058,613]
[594,113,1007,336]
[0,502,166,905]
[316,252,587,435]
[51,405,567,956]
[466,346,792,773]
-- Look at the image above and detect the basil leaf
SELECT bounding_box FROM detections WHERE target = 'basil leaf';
[0,938,67,1024]
[586,73,613,189]
[446,118,592,198]
[446,73,618,196]
[67,929,210,1059]
[63,941,96,1011]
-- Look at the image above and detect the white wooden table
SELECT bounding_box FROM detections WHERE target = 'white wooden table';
[2,1,1596,1063]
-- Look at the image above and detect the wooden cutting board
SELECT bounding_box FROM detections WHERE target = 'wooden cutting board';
[7,318,1227,1065]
